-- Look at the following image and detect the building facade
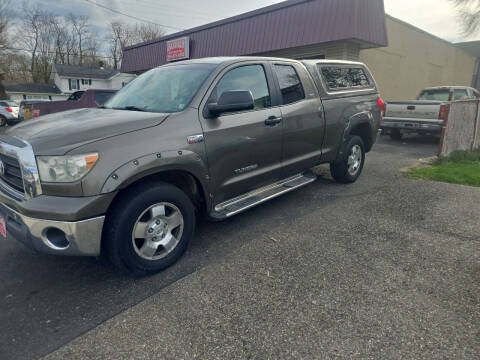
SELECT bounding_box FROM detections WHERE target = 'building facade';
[120,0,478,101]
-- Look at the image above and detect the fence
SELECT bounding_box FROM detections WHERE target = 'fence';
[439,100,480,157]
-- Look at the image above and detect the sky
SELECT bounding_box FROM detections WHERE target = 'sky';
[28,0,480,43]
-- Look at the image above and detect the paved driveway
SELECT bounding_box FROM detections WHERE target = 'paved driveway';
[1,135,479,359]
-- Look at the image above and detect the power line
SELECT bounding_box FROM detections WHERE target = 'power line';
[81,0,184,31]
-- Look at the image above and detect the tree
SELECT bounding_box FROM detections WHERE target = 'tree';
[0,0,10,52]
[68,14,90,65]
[106,21,165,69]
[451,0,480,36]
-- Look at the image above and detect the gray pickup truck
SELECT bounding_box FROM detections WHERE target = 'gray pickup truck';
[382,86,480,140]
[0,57,382,274]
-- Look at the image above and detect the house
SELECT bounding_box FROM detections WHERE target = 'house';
[4,83,67,102]
[51,64,136,94]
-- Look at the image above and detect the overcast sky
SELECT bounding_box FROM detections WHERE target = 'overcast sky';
[30,0,479,43]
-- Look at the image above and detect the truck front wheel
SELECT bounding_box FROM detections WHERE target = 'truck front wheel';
[330,135,365,183]
[104,182,195,275]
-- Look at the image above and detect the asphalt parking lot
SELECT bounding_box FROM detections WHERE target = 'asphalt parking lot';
[1,134,479,359]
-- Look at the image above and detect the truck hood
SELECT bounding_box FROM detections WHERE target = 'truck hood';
[6,108,169,155]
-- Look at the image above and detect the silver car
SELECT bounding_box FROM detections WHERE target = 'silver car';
[0,100,19,126]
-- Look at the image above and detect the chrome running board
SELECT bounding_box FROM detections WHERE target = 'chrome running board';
[211,172,316,219]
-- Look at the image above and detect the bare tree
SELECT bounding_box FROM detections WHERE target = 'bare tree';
[0,0,11,52]
[107,21,165,69]
[108,22,124,69]
[68,14,90,65]
[451,0,480,35]
[20,3,50,81]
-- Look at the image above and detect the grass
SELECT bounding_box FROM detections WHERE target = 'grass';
[406,149,480,187]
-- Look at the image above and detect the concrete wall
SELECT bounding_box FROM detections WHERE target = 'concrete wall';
[439,100,480,157]
[360,16,477,101]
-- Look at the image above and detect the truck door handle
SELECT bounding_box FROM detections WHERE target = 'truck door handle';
[265,116,282,126]
[407,105,416,110]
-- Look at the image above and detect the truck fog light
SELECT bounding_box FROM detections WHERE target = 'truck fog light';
[44,227,70,250]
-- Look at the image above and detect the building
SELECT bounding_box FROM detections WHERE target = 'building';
[122,0,388,74]
[51,64,136,95]
[360,15,478,101]
[121,0,479,102]
[4,83,66,102]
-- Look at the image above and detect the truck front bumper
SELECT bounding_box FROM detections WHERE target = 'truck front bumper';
[0,202,105,256]
[381,118,443,133]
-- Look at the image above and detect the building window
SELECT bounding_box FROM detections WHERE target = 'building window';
[274,64,305,105]
[69,79,80,90]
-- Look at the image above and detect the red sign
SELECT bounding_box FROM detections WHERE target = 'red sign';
[166,37,190,62]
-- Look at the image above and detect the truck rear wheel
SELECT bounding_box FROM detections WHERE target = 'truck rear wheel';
[330,135,365,183]
[389,129,403,140]
[104,182,195,275]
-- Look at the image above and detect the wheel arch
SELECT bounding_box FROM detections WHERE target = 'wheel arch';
[347,120,374,152]
[108,167,210,216]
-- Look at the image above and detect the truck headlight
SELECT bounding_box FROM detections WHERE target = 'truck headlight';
[37,153,99,183]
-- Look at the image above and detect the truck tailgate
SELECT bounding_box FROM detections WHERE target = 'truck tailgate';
[385,101,441,121]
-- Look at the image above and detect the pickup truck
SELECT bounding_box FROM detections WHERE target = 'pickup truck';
[0,57,383,275]
[382,86,480,140]
[30,89,116,118]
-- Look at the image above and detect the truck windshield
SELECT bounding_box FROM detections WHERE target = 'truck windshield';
[417,89,450,101]
[105,64,216,113]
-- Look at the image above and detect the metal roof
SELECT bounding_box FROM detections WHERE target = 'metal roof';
[54,64,120,79]
[121,0,388,73]
[4,83,62,94]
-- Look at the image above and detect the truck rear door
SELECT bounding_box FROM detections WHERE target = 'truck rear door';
[270,61,325,178]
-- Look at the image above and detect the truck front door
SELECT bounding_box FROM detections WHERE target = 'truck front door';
[200,63,283,206]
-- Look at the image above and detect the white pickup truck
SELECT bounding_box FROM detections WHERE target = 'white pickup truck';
[381,86,480,140]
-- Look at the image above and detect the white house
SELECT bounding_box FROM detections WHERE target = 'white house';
[4,83,67,102]
[51,64,136,94]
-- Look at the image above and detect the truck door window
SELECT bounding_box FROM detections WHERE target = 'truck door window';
[212,65,271,110]
[453,89,469,100]
[94,92,114,106]
[274,65,305,105]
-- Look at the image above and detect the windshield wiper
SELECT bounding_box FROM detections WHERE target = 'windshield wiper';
[115,105,147,112]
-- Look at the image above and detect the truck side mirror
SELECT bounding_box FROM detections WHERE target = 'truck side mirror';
[207,90,254,116]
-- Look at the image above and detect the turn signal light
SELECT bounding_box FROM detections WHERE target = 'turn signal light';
[5,107,12,113]
[376,98,386,116]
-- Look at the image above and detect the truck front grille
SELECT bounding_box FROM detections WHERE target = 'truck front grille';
[0,154,24,193]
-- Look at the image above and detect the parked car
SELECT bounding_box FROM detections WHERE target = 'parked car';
[17,99,51,123]
[0,100,19,126]
[0,57,383,275]
[31,89,116,117]
[382,86,480,140]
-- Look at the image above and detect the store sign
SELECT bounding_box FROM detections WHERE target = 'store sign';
[166,37,190,62]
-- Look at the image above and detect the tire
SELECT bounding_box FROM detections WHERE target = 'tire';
[104,182,195,275]
[389,129,403,140]
[0,116,6,127]
[330,135,365,184]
